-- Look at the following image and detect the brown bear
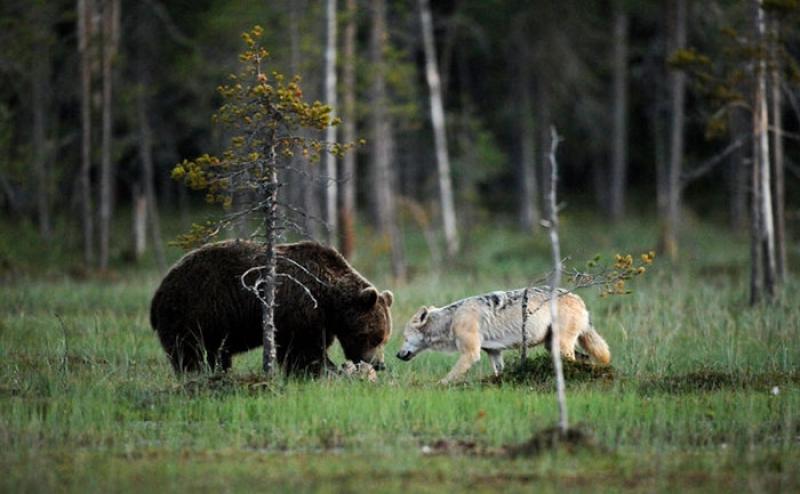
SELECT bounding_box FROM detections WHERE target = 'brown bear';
[150,239,394,375]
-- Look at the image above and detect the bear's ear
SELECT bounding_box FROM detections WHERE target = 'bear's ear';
[381,290,394,307]
[357,287,379,309]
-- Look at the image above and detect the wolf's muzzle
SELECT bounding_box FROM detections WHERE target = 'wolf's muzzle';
[396,350,414,361]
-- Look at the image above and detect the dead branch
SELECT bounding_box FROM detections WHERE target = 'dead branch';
[680,137,747,187]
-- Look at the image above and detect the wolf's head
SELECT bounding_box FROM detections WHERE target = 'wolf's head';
[396,305,444,361]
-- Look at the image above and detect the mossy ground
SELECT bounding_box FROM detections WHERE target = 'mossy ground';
[1,212,799,492]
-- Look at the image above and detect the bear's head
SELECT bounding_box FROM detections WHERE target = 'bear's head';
[334,287,394,370]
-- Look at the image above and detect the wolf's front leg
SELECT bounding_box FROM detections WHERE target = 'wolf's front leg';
[440,351,481,384]
[440,309,482,384]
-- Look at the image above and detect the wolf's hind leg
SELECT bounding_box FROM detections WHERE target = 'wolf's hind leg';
[485,349,504,376]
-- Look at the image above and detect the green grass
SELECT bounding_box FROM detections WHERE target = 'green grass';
[1,213,799,492]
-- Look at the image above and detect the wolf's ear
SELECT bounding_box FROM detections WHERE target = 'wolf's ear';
[413,306,429,326]
[381,290,394,307]
[357,287,379,309]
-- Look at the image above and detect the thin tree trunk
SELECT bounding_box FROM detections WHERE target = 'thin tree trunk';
[370,0,390,231]
[132,184,146,260]
[609,7,629,221]
[287,0,305,234]
[751,0,776,303]
[136,78,167,272]
[518,55,539,232]
[323,0,338,245]
[78,0,94,266]
[288,2,319,239]
[339,0,357,259]
[98,0,120,270]
[419,0,459,257]
[546,127,568,434]
[662,0,687,261]
[728,109,749,231]
[32,23,51,239]
[537,81,552,215]
[770,16,786,282]
[371,0,406,280]
[261,133,280,376]
[653,102,669,237]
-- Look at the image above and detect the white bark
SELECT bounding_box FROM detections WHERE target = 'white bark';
[419,0,459,257]
[770,17,786,282]
[323,0,338,245]
[752,0,776,302]
[546,127,568,433]
[340,0,357,258]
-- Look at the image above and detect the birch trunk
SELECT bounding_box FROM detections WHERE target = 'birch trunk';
[98,0,119,270]
[78,0,94,266]
[518,55,539,232]
[136,74,167,272]
[323,0,338,245]
[609,8,629,221]
[770,17,787,282]
[339,0,357,258]
[663,0,687,261]
[419,0,459,257]
[371,0,406,280]
[751,0,777,303]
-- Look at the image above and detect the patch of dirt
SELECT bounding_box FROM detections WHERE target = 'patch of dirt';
[506,425,601,457]
[420,438,502,456]
[637,368,800,395]
[421,425,601,458]
[178,373,280,395]
[489,354,614,386]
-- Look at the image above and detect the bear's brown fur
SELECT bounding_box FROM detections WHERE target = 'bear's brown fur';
[150,240,393,375]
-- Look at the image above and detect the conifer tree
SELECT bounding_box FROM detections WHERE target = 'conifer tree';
[171,27,355,375]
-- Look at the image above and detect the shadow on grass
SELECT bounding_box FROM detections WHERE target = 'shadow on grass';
[487,354,615,387]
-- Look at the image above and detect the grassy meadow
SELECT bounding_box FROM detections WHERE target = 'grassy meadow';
[1,212,799,492]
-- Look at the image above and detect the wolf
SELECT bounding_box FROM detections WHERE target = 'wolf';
[396,288,610,384]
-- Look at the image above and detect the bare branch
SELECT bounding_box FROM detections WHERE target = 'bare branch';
[142,0,194,48]
[275,255,330,287]
[277,273,318,308]
[680,137,747,187]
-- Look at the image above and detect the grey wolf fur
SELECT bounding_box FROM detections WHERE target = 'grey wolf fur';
[396,288,610,384]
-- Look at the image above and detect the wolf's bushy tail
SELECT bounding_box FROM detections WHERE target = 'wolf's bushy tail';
[578,325,611,365]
